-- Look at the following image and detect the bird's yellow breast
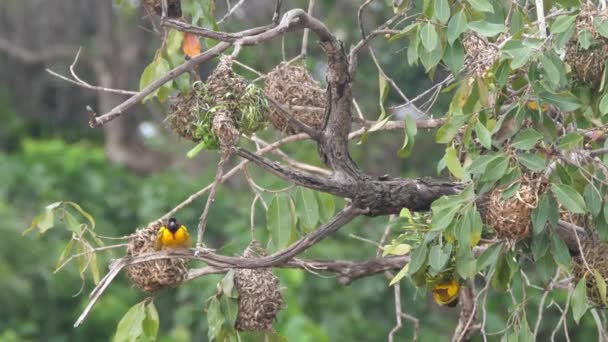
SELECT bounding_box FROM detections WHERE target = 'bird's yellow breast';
[155,226,191,250]
[432,279,460,306]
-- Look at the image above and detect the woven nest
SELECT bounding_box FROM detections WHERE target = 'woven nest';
[564,4,608,88]
[168,56,268,148]
[573,238,608,307]
[264,62,326,135]
[480,177,545,240]
[125,221,188,293]
[234,240,284,331]
[143,0,182,18]
[462,32,499,78]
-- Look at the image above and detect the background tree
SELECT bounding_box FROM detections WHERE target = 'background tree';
[5,0,608,341]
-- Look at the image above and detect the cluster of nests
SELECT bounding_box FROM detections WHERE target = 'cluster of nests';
[125,224,283,332]
[461,32,501,78]
[565,4,608,88]
[168,57,326,149]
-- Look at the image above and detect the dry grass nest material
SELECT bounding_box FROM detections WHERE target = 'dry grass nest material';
[480,177,545,241]
[462,32,500,78]
[234,240,284,331]
[574,238,608,307]
[168,56,268,148]
[125,221,188,293]
[565,4,608,88]
[264,62,326,135]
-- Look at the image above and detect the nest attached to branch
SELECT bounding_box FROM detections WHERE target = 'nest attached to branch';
[573,238,608,307]
[125,221,188,293]
[234,240,284,331]
[565,4,608,88]
[264,62,326,135]
[480,176,545,241]
[168,56,268,148]
[462,32,499,78]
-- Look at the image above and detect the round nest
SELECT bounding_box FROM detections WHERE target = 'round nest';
[143,0,182,18]
[573,238,608,307]
[564,4,608,88]
[168,56,268,148]
[462,32,499,78]
[125,221,188,293]
[480,177,545,240]
[264,62,326,135]
[234,240,284,331]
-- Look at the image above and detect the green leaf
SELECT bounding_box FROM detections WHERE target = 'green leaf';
[219,270,238,298]
[398,114,418,158]
[466,0,494,13]
[511,129,543,150]
[317,192,335,223]
[431,205,461,231]
[550,15,576,34]
[443,41,465,75]
[295,188,320,231]
[420,23,439,51]
[447,10,467,45]
[456,246,477,278]
[584,183,602,218]
[540,55,561,88]
[114,302,146,342]
[64,210,82,234]
[429,244,452,274]
[389,23,419,41]
[54,240,75,270]
[207,297,224,341]
[408,34,420,66]
[383,243,412,256]
[481,155,509,182]
[572,277,589,324]
[595,270,608,305]
[594,18,608,38]
[467,154,500,174]
[558,132,583,151]
[532,194,550,234]
[186,141,207,158]
[550,234,571,268]
[538,91,581,111]
[434,0,450,24]
[444,147,466,180]
[518,153,546,172]
[419,42,444,72]
[476,242,503,272]
[501,40,533,69]
[166,28,184,54]
[599,93,608,115]
[140,57,173,103]
[436,115,468,144]
[491,253,513,291]
[552,183,587,214]
[389,264,410,286]
[220,295,239,329]
[406,244,429,276]
[378,74,389,120]
[468,21,506,37]
[579,29,594,49]
[142,301,160,340]
[475,121,492,149]
[267,194,294,250]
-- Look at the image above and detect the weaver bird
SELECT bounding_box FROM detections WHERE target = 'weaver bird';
[155,217,192,250]
[431,279,460,307]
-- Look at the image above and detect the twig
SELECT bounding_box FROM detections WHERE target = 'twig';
[218,0,246,24]
[301,0,316,56]
[535,0,547,39]
[196,150,231,249]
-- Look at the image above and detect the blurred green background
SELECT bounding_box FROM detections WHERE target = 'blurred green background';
[0,0,599,341]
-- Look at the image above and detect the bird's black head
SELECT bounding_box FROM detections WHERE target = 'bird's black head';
[167,217,180,233]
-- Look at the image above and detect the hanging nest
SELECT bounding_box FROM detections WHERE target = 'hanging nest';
[462,32,499,78]
[264,62,326,135]
[142,0,182,18]
[234,240,284,331]
[573,238,608,307]
[125,221,188,293]
[564,4,608,88]
[168,56,268,148]
[479,176,545,241]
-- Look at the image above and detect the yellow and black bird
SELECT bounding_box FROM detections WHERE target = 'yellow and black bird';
[155,217,192,250]
[431,279,460,307]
